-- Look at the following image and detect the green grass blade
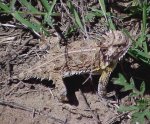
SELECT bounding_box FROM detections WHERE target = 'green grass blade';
[44,0,57,27]
[98,0,108,22]
[40,0,50,12]
[130,49,150,59]
[143,41,148,53]
[107,13,116,30]
[0,2,40,31]
[142,2,148,53]
[48,0,57,14]
[19,0,39,13]
[0,2,10,13]
[12,12,42,33]
[67,1,84,31]
[142,2,147,36]
[128,49,150,65]
[73,8,84,31]
[10,0,16,11]
[93,2,115,30]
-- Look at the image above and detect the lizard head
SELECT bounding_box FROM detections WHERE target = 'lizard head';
[99,30,131,69]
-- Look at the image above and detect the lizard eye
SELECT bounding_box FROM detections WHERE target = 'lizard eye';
[116,45,122,48]
[113,44,124,49]
[101,47,107,52]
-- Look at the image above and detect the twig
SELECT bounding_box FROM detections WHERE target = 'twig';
[0,23,40,37]
[48,88,55,99]
[5,82,22,96]
[82,74,92,85]
[105,112,129,124]
[0,23,19,28]
[62,104,93,118]
[0,99,65,124]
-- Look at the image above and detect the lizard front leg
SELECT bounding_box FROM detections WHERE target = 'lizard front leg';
[98,62,117,97]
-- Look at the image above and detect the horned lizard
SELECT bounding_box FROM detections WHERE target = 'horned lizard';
[17,30,130,101]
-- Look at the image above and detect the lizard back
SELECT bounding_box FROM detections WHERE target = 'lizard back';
[18,30,130,82]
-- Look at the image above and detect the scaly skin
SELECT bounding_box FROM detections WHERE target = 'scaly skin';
[17,30,130,101]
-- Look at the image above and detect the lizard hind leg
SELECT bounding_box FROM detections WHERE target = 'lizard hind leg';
[52,75,68,102]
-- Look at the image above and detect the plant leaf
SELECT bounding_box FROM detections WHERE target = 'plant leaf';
[118,105,139,112]
[139,81,146,95]
[131,111,145,124]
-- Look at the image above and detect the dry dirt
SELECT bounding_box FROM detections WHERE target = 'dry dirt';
[0,27,131,124]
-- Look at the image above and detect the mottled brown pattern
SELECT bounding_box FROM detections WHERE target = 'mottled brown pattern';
[17,30,130,99]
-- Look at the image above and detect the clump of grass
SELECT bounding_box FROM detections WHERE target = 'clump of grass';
[0,0,58,36]
[0,0,118,39]
[127,0,150,66]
